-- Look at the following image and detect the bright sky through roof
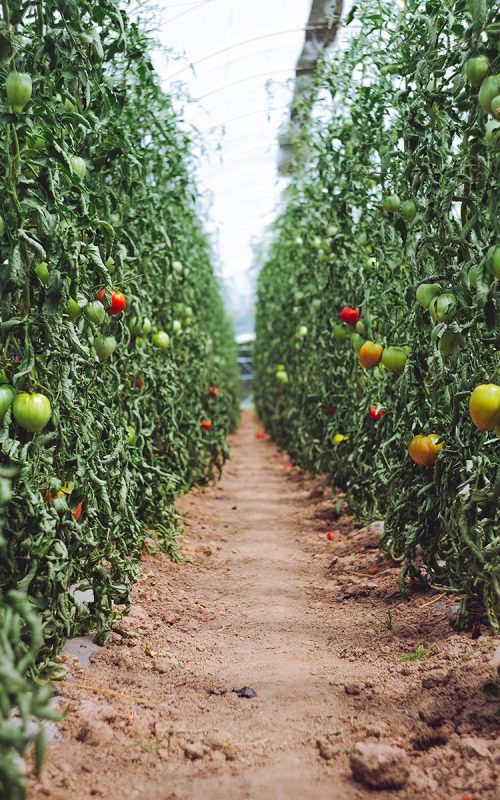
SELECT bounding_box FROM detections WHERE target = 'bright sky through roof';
[148,0,312,330]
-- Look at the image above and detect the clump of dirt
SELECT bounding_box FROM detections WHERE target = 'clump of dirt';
[29,412,499,800]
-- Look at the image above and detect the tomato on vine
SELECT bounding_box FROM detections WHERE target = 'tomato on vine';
[13,393,51,433]
[97,289,126,315]
[6,72,32,113]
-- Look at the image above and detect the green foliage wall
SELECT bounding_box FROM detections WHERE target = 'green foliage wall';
[0,1,239,795]
[255,1,499,632]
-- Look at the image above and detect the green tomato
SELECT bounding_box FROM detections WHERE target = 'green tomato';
[333,324,348,343]
[465,56,490,88]
[127,425,138,447]
[490,245,500,280]
[276,369,288,384]
[296,324,308,339]
[0,215,4,238]
[141,317,152,335]
[485,119,500,147]
[355,320,367,335]
[34,261,50,286]
[438,330,464,358]
[311,298,321,310]
[358,232,368,247]
[13,393,51,433]
[6,71,32,113]
[172,260,183,274]
[416,283,441,308]
[400,199,417,222]
[0,385,16,422]
[84,301,105,326]
[491,95,500,120]
[153,331,170,350]
[350,333,365,352]
[183,306,193,321]
[383,194,401,213]
[479,74,500,113]
[381,346,408,375]
[468,265,479,289]
[172,319,182,334]
[68,155,87,180]
[129,316,143,336]
[429,293,457,323]
[67,298,83,320]
[94,334,116,361]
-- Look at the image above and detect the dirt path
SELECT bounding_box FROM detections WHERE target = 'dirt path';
[30,411,498,800]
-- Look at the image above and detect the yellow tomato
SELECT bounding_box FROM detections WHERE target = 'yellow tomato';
[359,341,383,370]
[469,384,500,431]
[408,434,444,467]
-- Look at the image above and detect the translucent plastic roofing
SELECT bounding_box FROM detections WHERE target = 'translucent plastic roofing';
[147,1,313,326]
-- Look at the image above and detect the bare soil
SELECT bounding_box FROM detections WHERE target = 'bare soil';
[29,411,499,800]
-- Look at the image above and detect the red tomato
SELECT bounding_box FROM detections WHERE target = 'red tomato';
[283,462,293,469]
[256,432,266,440]
[339,306,360,325]
[134,377,143,390]
[326,531,334,541]
[201,420,212,430]
[97,289,126,315]
[369,406,385,421]
[368,567,379,575]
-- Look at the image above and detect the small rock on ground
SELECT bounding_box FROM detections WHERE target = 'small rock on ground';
[349,741,410,789]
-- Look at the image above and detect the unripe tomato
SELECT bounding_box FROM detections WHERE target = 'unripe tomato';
[172,260,183,274]
[383,194,400,213]
[359,341,383,369]
[94,334,116,361]
[400,199,417,222]
[355,319,367,335]
[469,384,500,431]
[97,289,126,315]
[68,155,87,180]
[478,74,500,113]
[416,283,441,308]
[351,333,365,352]
[0,385,16,422]
[465,56,490,88]
[127,425,138,446]
[13,393,51,433]
[339,306,360,325]
[129,317,143,335]
[296,324,308,339]
[142,317,152,335]
[172,319,182,334]
[485,119,500,147]
[276,369,288,384]
[492,95,500,120]
[468,265,479,289]
[6,72,32,113]
[429,293,457,323]
[439,330,464,358]
[408,434,444,467]
[153,331,170,350]
[67,298,83,320]
[84,300,106,325]
[381,346,408,375]
[333,324,348,343]
[490,245,500,280]
[201,420,212,430]
[34,262,50,286]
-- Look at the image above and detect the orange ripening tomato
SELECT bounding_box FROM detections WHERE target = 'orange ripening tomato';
[408,434,444,467]
[73,501,83,522]
[209,385,220,398]
[201,420,212,430]
[359,341,383,369]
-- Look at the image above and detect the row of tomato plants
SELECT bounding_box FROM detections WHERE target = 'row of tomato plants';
[255,0,498,632]
[0,2,239,796]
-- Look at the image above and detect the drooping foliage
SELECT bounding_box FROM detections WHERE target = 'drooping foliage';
[255,1,499,633]
[0,1,239,795]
